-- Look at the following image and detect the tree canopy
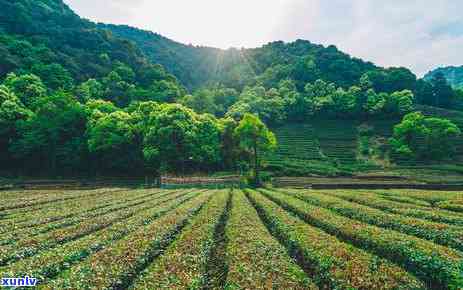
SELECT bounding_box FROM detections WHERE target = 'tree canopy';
[390,112,461,161]
[234,113,277,185]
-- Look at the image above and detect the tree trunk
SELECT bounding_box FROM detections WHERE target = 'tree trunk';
[50,140,57,177]
[254,138,260,186]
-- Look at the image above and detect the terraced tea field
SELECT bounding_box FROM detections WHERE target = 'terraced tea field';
[0,188,462,289]
[266,120,395,176]
[267,107,463,177]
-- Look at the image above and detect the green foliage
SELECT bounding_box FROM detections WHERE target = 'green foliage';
[0,73,234,176]
[143,104,198,173]
[0,85,31,134]
[425,66,463,89]
[225,191,315,289]
[8,188,463,289]
[75,79,103,102]
[365,67,417,93]
[180,87,239,116]
[234,114,277,185]
[209,87,239,116]
[100,71,135,107]
[0,0,185,110]
[259,189,462,289]
[390,112,461,161]
[384,90,415,115]
[0,0,146,82]
[85,101,224,175]
[143,104,222,173]
[87,110,141,173]
[227,86,286,125]
[274,79,416,119]
[148,80,184,103]
[103,25,389,92]
[277,79,306,121]
[218,118,241,170]
[88,111,135,153]
[0,85,32,165]
[456,88,463,110]
[304,79,337,114]
[235,114,277,155]
[85,99,119,116]
[30,63,74,91]
[11,92,87,173]
[180,92,216,115]
[126,101,160,134]
[3,73,46,108]
[417,72,457,109]
[99,24,223,91]
[194,114,222,167]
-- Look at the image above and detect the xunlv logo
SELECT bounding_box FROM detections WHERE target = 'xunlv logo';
[1,276,37,287]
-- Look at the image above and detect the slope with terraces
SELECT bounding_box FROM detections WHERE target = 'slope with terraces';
[266,106,463,183]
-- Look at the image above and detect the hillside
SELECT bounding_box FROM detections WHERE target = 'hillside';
[98,24,223,91]
[102,24,386,92]
[1,0,388,94]
[0,0,428,98]
[425,66,463,88]
[267,119,395,176]
[0,0,151,85]
[267,106,463,182]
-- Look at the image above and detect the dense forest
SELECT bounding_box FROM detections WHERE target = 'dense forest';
[1,0,462,179]
[425,66,463,89]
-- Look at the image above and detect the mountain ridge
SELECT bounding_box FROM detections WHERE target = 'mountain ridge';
[102,22,385,91]
[1,0,418,95]
[425,66,463,89]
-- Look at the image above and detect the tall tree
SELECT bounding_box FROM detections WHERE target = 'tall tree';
[234,113,277,186]
[219,117,241,170]
[143,104,199,174]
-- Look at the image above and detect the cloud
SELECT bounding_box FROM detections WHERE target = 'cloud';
[64,0,144,24]
[272,0,463,76]
[64,0,463,76]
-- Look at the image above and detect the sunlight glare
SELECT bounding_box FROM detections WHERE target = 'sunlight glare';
[131,0,289,48]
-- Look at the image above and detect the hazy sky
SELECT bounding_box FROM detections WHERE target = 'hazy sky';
[64,0,463,76]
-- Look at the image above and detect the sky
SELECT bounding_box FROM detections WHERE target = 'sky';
[64,0,463,77]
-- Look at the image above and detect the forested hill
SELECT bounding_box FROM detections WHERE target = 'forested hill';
[102,23,383,91]
[425,66,463,89]
[1,0,426,95]
[98,24,224,91]
[1,0,462,119]
[0,0,148,84]
[0,0,429,96]
[98,19,463,113]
